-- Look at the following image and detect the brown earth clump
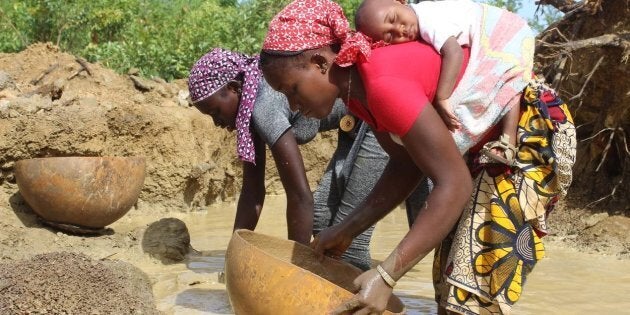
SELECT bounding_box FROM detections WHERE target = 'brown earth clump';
[532,0,630,259]
[141,217,194,263]
[0,252,159,314]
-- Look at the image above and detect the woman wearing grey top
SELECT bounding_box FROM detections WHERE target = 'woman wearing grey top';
[188,48,390,269]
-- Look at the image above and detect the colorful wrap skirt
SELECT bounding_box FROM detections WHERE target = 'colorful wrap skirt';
[434,79,577,315]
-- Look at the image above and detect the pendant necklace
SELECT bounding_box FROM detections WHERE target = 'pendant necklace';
[339,70,356,132]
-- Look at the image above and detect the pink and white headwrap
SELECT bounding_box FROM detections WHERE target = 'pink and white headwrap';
[188,48,261,164]
[262,0,376,67]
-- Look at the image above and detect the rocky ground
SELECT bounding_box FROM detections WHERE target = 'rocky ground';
[0,44,628,313]
[547,196,630,258]
[0,252,159,314]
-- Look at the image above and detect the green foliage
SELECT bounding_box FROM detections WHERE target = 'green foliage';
[0,0,560,79]
[527,5,563,33]
[0,0,366,80]
[481,0,522,12]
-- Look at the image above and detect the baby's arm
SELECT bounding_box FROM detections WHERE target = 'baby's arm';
[434,37,463,131]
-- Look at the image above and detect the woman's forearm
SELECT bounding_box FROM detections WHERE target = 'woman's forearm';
[271,130,314,244]
[380,175,471,280]
[234,168,266,232]
[378,105,472,281]
[233,133,267,233]
[234,189,265,231]
[285,193,314,244]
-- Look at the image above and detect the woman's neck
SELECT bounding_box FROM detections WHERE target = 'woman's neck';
[332,64,367,107]
[348,67,367,107]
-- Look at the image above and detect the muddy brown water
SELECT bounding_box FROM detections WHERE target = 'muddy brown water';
[136,195,630,314]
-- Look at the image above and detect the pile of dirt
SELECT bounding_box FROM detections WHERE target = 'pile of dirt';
[0,252,158,314]
[0,43,338,212]
[547,198,630,258]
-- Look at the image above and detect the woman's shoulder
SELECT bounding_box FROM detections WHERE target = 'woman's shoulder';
[253,79,291,117]
[251,79,291,140]
[255,78,288,104]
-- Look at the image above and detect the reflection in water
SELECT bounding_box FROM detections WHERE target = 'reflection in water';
[174,289,232,314]
[147,195,630,314]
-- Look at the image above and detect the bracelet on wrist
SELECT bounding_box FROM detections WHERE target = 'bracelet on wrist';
[376,264,397,288]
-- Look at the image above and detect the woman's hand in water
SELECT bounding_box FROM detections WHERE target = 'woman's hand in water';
[330,268,393,315]
[310,224,353,260]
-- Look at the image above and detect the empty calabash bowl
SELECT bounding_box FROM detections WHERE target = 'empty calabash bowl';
[225,229,405,315]
[15,156,146,232]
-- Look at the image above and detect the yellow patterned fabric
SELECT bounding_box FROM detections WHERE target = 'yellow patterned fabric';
[434,79,576,315]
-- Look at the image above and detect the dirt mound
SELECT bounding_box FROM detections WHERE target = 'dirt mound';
[536,0,630,211]
[0,43,337,212]
[0,252,158,314]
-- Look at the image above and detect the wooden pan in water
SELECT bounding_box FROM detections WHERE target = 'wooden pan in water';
[225,229,405,315]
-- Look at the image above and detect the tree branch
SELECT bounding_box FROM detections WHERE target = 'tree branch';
[536,0,577,13]
[537,0,603,15]
[540,33,630,55]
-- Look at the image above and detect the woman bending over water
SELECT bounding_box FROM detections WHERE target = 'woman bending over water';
[259,0,575,313]
[189,48,394,270]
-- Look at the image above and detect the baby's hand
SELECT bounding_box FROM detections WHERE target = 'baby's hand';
[435,99,461,131]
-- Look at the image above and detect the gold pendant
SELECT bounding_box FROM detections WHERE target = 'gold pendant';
[340,114,356,132]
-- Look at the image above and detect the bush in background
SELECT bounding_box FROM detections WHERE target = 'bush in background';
[0,0,360,80]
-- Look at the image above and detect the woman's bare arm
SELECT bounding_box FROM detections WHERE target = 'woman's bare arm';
[270,129,314,244]
[380,104,472,280]
[234,132,267,233]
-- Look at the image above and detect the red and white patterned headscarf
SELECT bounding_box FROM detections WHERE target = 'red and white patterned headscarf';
[188,48,261,164]
[262,0,375,67]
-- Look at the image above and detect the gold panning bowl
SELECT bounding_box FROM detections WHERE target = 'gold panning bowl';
[14,156,146,232]
[225,229,405,315]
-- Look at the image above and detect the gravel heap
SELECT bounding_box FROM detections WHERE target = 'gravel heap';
[0,251,159,314]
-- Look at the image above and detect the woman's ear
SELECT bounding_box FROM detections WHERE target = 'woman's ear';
[311,53,330,74]
[227,80,242,94]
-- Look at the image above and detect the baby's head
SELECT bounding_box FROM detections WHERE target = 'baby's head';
[355,0,418,44]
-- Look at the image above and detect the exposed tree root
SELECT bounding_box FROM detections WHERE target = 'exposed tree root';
[536,0,629,210]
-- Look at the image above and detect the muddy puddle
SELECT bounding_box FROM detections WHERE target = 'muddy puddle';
[136,195,630,314]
